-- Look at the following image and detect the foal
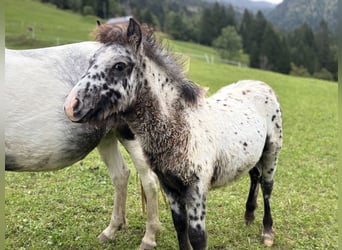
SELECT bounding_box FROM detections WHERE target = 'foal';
[64,19,283,249]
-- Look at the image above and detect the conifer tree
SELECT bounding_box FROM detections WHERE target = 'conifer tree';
[249,11,267,69]
[260,24,290,73]
[314,19,336,78]
[239,9,254,53]
[288,23,318,74]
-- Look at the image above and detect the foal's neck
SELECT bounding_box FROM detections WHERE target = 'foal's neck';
[145,61,183,112]
[124,60,189,154]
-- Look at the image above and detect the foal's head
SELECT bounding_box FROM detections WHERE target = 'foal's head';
[64,18,203,123]
[64,19,145,122]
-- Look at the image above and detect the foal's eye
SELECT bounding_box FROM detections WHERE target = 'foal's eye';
[113,62,126,72]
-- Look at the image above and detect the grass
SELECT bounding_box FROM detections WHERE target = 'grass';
[5,0,101,48]
[5,0,338,249]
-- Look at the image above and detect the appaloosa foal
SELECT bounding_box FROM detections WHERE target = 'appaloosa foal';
[64,19,283,249]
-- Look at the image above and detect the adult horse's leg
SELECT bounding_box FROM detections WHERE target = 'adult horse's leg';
[120,138,162,250]
[97,131,130,242]
[244,163,261,225]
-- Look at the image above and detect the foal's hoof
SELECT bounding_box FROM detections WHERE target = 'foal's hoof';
[262,232,274,247]
[244,212,255,225]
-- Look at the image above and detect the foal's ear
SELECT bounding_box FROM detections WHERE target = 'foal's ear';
[96,20,102,26]
[127,18,142,51]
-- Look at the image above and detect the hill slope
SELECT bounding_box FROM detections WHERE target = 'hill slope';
[5,0,100,48]
[267,0,338,31]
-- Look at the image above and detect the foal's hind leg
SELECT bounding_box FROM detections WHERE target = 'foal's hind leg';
[260,177,274,247]
[244,163,261,225]
[259,135,282,247]
[97,132,130,242]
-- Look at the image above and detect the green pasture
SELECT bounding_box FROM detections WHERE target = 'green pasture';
[5,0,101,48]
[5,0,338,249]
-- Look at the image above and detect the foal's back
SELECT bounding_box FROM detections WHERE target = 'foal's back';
[186,80,282,187]
[5,42,107,171]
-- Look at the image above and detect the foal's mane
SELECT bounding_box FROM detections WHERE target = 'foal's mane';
[94,21,205,105]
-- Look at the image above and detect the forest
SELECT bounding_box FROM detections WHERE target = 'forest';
[40,0,338,81]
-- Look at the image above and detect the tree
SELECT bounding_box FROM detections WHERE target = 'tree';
[212,26,242,60]
[131,0,165,29]
[313,68,334,81]
[164,11,185,40]
[277,37,291,74]
[287,23,319,74]
[198,7,215,45]
[138,8,160,28]
[239,9,254,53]
[315,20,331,68]
[95,0,110,19]
[198,3,236,45]
[260,24,290,73]
[289,63,311,78]
[246,11,268,69]
[239,10,292,74]
[83,5,95,16]
[108,0,125,17]
[68,0,82,12]
[314,19,337,80]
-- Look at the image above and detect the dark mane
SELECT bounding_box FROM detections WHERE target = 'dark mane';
[94,21,205,105]
[94,22,153,45]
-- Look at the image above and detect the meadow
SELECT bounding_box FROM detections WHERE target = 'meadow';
[5,0,338,249]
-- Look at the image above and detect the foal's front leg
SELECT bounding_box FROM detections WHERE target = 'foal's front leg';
[186,185,207,250]
[163,182,208,250]
[96,132,130,242]
[161,185,191,250]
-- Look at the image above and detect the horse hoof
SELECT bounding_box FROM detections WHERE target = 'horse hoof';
[244,212,255,225]
[263,238,274,247]
[262,233,274,247]
[98,232,112,243]
[138,240,157,250]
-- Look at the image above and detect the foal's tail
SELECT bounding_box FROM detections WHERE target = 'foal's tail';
[262,96,283,181]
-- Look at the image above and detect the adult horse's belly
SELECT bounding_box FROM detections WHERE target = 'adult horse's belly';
[5,109,107,171]
[4,48,106,171]
[5,89,106,171]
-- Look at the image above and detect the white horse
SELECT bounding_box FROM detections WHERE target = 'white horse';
[64,19,283,250]
[5,42,161,249]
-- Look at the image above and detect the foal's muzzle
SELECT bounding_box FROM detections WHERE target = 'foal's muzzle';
[64,88,91,123]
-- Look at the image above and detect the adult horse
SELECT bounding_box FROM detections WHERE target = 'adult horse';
[5,41,161,249]
[64,19,283,249]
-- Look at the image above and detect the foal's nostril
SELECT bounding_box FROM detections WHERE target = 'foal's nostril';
[72,97,80,110]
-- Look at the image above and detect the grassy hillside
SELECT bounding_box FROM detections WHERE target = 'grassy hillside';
[5,0,338,249]
[5,0,100,48]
